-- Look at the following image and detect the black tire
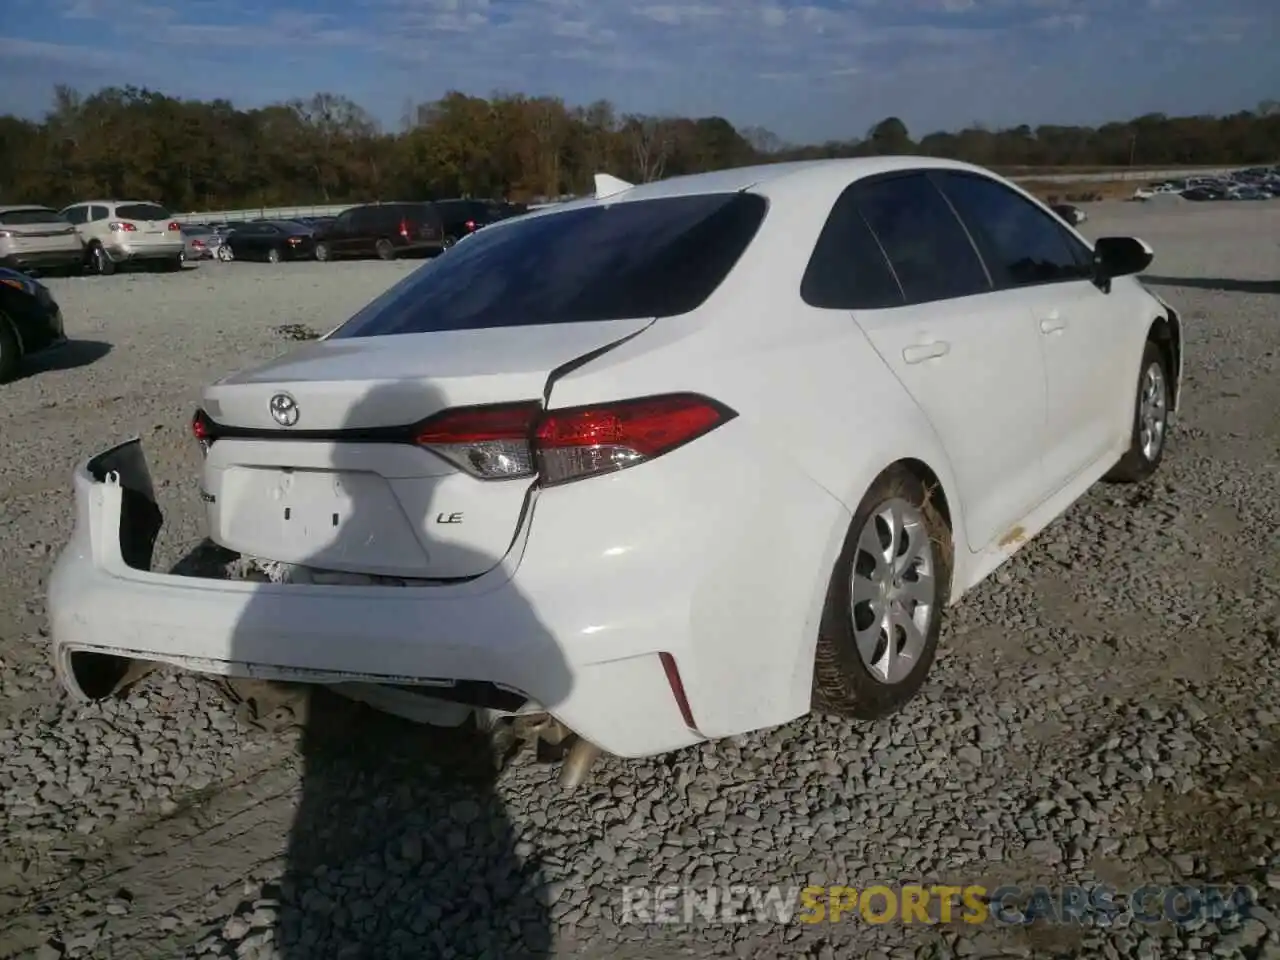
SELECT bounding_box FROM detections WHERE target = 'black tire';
[442,235,458,249]
[812,465,954,721]
[1104,340,1171,484]
[88,243,115,276]
[375,238,396,261]
[0,316,20,383]
[314,241,331,262]
[267,247,281,264]
[217,244,234,262]
[162,254,183,273]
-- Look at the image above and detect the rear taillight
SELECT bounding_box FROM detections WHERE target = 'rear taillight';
[398,218,410,237]
[167,221,180,232]
[191,239,206,247]
[413,394,735,485]
[191,409,213,455]
[109,222,136,232]
[287,236,303,245]
[465,219,477,231]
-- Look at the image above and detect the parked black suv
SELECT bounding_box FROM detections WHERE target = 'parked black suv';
[312,202,446,262]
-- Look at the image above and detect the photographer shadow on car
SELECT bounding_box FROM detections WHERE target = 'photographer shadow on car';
[216,380,572,959]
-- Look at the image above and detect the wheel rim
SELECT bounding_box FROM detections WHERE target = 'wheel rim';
[269,249,279,263]
[94,248,105,272]
[850,498,936,685]
[316,244,327,261]
[1139,361,1167,461]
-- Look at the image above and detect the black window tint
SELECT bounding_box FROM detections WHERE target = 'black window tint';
[115,203,171,221]
[0,207,65,225]
[801,187,903,309]
[90,206,109,222]
[854,175,990,304]
[349,207,379,230]
[332,193,767,337]
[61,207,85,224]
[938,173,1092,288]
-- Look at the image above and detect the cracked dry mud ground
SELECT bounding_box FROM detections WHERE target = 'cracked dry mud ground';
[1,201,1278,960]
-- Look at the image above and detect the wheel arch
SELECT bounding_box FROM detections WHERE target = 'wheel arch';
[1146,308,1183,413]
[0,309,26,355]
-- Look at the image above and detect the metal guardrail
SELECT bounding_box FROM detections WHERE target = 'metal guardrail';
[172,165,1268,222]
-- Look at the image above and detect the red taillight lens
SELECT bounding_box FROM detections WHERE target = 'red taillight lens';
[168,221,180,232]
[192,239,205,247]
[109,221,136,232]
[465,219,477,231]
[414,402,541,479]
[398,218,410,237]
[414,394,734,485]
[191,409,213,454]
[535,394,730,485]
[287,236,302,245]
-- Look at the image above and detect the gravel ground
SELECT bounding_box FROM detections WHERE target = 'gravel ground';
[1,203,1279,960]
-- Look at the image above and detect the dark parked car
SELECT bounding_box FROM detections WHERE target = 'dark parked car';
[220,220,316,263]
[432,199,510,245]
[312,203,446,262]
[1049,203,1087,227]
[0,267,67,382]
[1182,187,1227,202]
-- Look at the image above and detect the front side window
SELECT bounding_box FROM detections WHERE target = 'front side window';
[331,192,768,337]
[936,172,1093,288]
[853,174,991,305]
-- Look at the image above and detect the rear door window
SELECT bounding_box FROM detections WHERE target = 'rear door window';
[801,187,904,309]
[116,203,171,222]
[935,172,1094,288]
[0,207,66,225]
[90,206,109,222]
[331,192,767,337]
[61,206,86,224]
[853,174,991,304]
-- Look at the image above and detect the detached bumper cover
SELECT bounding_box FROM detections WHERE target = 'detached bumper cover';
[47,439,699,757]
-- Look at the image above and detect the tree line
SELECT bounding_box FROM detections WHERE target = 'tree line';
[0,86,1277,212]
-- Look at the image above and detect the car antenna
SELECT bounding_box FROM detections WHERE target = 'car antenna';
[594,173,634,200]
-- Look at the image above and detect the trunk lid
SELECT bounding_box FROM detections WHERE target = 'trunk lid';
[200,318,653,579]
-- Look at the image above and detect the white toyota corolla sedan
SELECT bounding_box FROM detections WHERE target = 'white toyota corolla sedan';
[48,157,1182,777]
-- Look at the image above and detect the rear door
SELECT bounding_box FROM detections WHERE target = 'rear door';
[842,173,1050,553]
[935,171,1128,488]
[326,209,357,257]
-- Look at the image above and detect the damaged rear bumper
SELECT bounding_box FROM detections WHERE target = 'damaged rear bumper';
[47,439,702,758]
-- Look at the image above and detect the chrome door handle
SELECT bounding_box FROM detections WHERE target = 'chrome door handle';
[902,341,950,364]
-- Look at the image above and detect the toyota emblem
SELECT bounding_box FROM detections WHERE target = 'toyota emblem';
[269,392,299,427]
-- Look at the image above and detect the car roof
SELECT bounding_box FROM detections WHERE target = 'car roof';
[0,204,62,215]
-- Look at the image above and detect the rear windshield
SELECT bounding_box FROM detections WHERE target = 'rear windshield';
[183,224,212,234]
[116,203,171,221]
[331,192,767,337]
[0,208,66,225]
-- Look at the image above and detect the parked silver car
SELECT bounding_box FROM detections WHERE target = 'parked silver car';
[180,224,224,260]
[0,205,85,274]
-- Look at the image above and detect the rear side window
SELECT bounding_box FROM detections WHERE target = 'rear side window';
[116,203,171,221]
[936,172,1093,288]
[332,193,767,337]
[90,206,109,222]
[0,207,66,225]
[802,187,904,309]
[854,174,990,304]
[61,207,86,224]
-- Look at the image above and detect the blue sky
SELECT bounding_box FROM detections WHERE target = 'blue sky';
[0,0,1275,143]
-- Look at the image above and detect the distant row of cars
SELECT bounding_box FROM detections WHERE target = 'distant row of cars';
[0,197,529,276]
[1132,165,1280,202]
[187,199,529,266]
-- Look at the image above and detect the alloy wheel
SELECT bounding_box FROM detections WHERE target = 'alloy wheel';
[849,498,937,685]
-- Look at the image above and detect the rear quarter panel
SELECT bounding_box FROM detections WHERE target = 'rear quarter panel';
[544,176,973,730]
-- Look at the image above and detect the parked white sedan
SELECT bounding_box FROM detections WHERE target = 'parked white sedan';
[48,157,1182,781]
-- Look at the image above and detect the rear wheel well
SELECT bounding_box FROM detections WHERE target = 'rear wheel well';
[1147,315,1179,406]
[896,457,953,535]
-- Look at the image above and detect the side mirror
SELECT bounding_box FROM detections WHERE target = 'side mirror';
[1093,236,1153,288]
